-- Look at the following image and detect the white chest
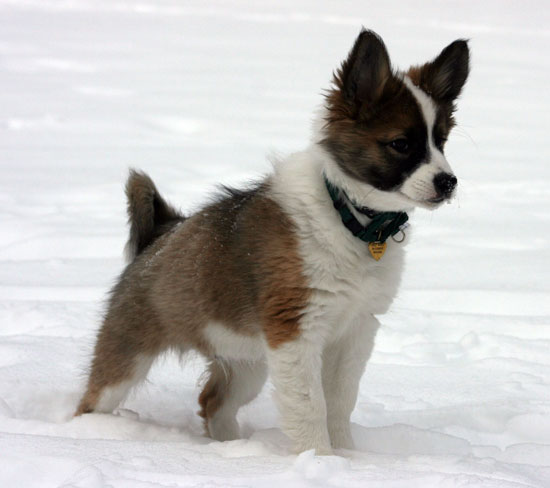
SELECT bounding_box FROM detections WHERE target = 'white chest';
[270,148,411,342]
[301,227,406,332]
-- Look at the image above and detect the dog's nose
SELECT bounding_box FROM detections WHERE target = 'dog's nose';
[433,172,457,197]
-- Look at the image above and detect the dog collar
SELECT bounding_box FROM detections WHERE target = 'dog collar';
[324,177,409,259]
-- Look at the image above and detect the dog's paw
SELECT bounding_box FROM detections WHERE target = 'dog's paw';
[115,408,140,421]
[208,415,240,442]
[328,423,355,450]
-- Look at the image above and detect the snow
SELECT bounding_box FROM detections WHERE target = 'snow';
[1,0,550,486]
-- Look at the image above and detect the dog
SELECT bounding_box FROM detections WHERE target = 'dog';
[75,29,469,455]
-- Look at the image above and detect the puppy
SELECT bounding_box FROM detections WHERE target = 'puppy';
[76,29,469,455]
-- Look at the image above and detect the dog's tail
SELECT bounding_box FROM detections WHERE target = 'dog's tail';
[124,169,185,262]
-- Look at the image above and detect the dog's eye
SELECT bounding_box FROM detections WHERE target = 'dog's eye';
[434,135,447,151]
[388,138,409,153]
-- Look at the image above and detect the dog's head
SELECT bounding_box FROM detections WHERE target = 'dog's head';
[321,29,469,210]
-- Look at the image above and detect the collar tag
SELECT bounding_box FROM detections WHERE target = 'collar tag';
[368,241,387,260]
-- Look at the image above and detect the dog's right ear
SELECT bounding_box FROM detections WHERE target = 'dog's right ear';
[330,29,393,116]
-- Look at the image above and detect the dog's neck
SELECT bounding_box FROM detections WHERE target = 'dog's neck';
[309,142,415,215]
[323,175,409,245]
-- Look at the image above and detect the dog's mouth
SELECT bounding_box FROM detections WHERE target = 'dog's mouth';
[397,190,451,209]
[427,195,447,204]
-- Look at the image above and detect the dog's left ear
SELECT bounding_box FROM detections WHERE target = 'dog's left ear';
[410,40,470,102]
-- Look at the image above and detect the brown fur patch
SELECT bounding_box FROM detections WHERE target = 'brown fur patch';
[198,360,232,426]
[322,81,429,191]
[144,184,310,347]
[75,301,164,415]
[406,65,424,89]
[406,39,469,104]
[125,169,184,261]
[257,216,311,348]
[75,389,99,415]
[76,179,310,416]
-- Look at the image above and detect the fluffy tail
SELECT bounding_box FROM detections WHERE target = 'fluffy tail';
[124,169,185,262]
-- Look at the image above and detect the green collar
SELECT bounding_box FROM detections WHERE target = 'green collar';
[324,176,409,244]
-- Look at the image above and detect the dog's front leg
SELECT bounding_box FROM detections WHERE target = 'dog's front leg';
[322,315,379,449]
[267,332,332,455]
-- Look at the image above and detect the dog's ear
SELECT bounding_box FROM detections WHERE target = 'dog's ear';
[410,40,470,102]
[336,29,393,111]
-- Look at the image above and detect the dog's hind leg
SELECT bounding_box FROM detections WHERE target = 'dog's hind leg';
[199,359,267,441]
[75,315,160,416]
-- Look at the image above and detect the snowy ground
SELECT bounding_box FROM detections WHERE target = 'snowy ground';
[1,0,550,486]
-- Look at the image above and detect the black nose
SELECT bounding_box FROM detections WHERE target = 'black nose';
[433,172,457,197]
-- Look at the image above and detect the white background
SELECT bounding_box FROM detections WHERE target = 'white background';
[1,1,549,486]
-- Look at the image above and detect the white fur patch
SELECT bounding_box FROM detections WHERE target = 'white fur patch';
[95,354,154,412]
[323,316,379,449]
[207,360,267,441]
[400,76,455,206]
[268,144,403,453]
[404,76,437,144]
[271,148,405,329]
[266,333,332,454]
[203,323,265,362]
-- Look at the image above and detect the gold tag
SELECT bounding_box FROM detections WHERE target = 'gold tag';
[368,241,387,260]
